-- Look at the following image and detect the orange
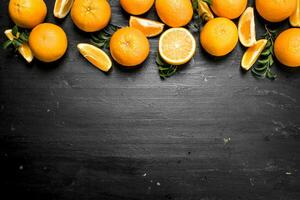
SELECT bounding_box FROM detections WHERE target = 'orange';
[200,17,238,57]
[256,0,297,22]
[159,28,196,65]
[238,7,256,47]
[155,0,193,27]
[4,29,34,63]
[210,0,247,19]
[241,39,267,70]
[120,0,154,15]
[129,16,164,37]
[29,23,68,62]
[77,43,112,72]
[274,28,300,67]
[198,0,214,22]
[54,0,74,19]
[290,0,300,27]
[109,27,150,67]
[9,0,47,29]
[71,0,111,32]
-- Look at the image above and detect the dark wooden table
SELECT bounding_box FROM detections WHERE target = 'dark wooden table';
[1,0,300,199]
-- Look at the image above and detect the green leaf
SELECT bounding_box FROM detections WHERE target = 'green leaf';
[203,0,212,5]
[2,40,13,49]
[19,32,28,42]
[12,25,18,36]
[258,59,269,65]
[261,50,270,56]
[12,39,22,48]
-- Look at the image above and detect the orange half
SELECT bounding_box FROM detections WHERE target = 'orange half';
[238,7,256,47]
[129,16,164,37]
[4,29,33,63]
[241,39,267,71]
[77,43,112,72]
[54,0,74,19]
[290,0,300,27]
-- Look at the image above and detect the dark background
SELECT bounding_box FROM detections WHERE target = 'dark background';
[1,0,300,199]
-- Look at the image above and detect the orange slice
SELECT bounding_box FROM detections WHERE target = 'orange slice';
[4,29,33,63]
[54,0,74,19]
[159,28,196,65]
[77,43,112,72]
[241,39,267,71]
[198,0,214,21]
[238,7,256,47]
[129,16,164,37]
[290,0,300,27]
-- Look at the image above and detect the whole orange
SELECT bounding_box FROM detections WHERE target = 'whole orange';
[29,23,68,62]
[200,17,238,56]
[256,0,297,22]
[9,0,47,29]
[71,0,111,32]
[155,0,193,27]
[211,0,247,19]
[120,0,154,15]
[110,27,150,67]
[274,28,300,67]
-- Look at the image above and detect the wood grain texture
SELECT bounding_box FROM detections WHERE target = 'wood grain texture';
[0,0,300,199]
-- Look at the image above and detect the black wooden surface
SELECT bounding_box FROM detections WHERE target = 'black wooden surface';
[1,0,300,199]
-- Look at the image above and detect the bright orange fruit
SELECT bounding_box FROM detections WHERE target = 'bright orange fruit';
[210,0,247,19]
[54,0,74,19]
[120,0,154,15]
[290,0,300,27]
[238,7,256,47]
[129,16,164,37]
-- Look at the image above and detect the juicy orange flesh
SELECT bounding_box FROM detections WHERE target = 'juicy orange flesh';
[63,0,73,13]
[243,40,266,67]
[81,47,110,70]
[130,18,163,36]
[161,30,193,60]
[241,13,252,43]
[54,0,63,13]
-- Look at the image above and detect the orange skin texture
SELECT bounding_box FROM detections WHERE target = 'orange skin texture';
[29,23,68,62]
[9,0,47,29]
[274,28,300,67]
[211,0,247,19]
[256,0,297,22]
[155,0,193,27]
[110,27,150,67]
[71,0,111,32]
[200,17,238,57]
[120,0,154,15]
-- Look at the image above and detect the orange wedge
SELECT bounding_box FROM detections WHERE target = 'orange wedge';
[4,29,33,63]
[77,43,112,72]
[159,28,196,65]
[238,7,256,47]
[129,16,164,37]
[54,0,74,19]
[290,0,300,27]
[198,0,214,21]
[241,39,267,71]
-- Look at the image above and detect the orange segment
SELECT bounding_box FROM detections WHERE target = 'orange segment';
[198,0,214,21]
[238,7,256,47]
[129,16,164,37]
[77,43,112,72]
[159,28,196,65]
[290,0,300,27]
[54,0,74,19]
[4,29,33,63]
[241,39,267,71]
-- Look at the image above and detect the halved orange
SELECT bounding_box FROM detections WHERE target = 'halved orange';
[159,28,196,65]
[238,7,256,47]
[198,0,214,21]
[4,29,33,63]
[241,39,267,71]
[77,43,112,72]
[129,16,164,37]
[54,0,74,19]
[290,0,300,27]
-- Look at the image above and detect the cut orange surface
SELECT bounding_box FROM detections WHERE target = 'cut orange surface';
[159,28,196,65]
[54,0,74,19]
[77,43,112,72]
[238,7,256,47]
[129,16,164,37]
[198,0,214,21]
[241,39,267,71]
[290,0,300,27]
[4,29,33,63]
